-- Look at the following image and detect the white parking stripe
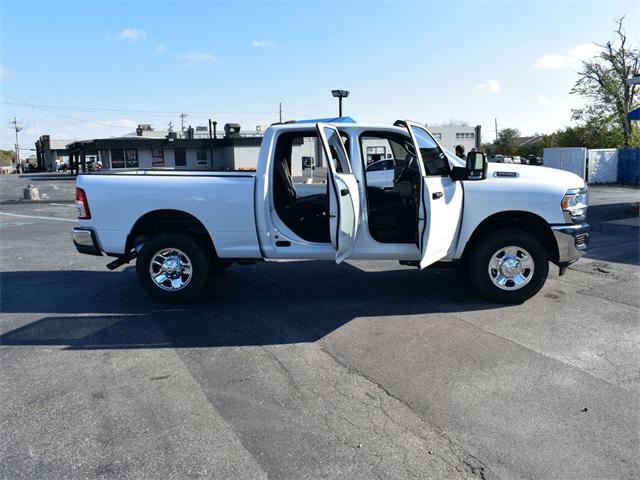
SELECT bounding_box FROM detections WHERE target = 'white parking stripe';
[0,212,77,223]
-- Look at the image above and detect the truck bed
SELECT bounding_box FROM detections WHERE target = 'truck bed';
[84,168,256,177]
[76,171,261,259]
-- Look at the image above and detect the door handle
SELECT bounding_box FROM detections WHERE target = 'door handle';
[432,191,443,200]
[340,188,349,197]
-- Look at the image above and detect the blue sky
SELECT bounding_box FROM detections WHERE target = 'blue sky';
[1,0,638,150]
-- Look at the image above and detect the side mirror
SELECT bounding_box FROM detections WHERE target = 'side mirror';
[466,151,487,180]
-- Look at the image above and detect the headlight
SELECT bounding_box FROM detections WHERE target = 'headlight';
[561,188,588,221]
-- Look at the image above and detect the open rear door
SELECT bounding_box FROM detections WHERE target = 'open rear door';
[403,120,462,269]
[316,123,360,264]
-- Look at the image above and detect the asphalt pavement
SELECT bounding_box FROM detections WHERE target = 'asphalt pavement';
[1,174,638,480]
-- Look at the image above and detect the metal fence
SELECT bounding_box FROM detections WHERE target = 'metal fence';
[617,148,640,185]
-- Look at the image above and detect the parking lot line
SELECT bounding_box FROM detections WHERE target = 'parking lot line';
[0,212,76,223]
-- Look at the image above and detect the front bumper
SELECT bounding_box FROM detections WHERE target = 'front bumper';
[72,227,102,256]
[551,223,589,265]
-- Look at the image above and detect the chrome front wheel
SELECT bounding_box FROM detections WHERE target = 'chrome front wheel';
[488,246,535,291]
[468,228,549,303]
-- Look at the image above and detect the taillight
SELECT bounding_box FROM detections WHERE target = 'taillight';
[76,187,91,220]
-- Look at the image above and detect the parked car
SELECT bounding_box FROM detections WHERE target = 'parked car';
[87,159,102,172]
[73,120,589,304]
[365,158,395,188]
[488,154,505,163]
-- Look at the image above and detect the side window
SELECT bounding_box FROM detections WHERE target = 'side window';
[321,126,351,174]
[367,162,381,172]
[361,133,414,174]
[409,126,450,176]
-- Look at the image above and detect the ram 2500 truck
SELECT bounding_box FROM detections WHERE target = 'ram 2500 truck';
[72,120,589,303]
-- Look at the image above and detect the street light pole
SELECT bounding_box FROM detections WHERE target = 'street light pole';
[331,90,350,118]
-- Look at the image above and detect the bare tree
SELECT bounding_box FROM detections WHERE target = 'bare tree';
[571,17,639,146]
[430,118,470,127]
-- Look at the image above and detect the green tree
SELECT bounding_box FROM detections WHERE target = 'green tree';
[0,150,15,167]
[493,128,521,155]
[571,17,639,147]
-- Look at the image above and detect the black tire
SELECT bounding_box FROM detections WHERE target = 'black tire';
[136,232,209,303]
[467,228,549,303]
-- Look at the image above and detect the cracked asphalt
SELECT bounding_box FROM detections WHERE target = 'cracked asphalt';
[1,175,638,479]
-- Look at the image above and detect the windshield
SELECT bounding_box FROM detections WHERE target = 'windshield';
[444,148,465,168]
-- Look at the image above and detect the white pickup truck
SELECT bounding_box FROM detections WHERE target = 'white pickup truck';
[72,120,589,303]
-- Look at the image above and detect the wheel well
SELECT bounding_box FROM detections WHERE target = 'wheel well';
[126,209,217,258]
[461,211,558,263]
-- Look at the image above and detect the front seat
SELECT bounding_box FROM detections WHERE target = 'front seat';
[274,157,297,206]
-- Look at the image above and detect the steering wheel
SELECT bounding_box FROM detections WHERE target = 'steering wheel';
[397,153,417,183]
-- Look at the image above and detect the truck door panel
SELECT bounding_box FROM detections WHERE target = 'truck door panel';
[316,123,361,264]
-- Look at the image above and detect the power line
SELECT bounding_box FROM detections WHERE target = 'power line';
[0,95,278,116]
[1,93,124,127]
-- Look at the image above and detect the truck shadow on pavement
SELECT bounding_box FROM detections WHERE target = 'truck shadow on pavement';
[0,261,503,350]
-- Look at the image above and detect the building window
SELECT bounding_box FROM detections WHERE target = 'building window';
[433,132,442,140]
[109,149,138,168]
[366,145,387,163]
[196,148,208,166]
[152,149,164,167]
[175,149,186,167]
[125,149,138,168]
[111,149,125,168]
[301,156,315,170]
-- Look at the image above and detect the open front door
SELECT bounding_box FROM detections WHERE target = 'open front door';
[403,120,463,269]
[316,123,360,264]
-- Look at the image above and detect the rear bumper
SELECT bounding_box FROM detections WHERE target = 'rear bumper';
[551,223,589,265]
[71,227,102,256]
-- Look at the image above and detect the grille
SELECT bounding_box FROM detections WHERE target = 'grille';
[575,234,588,247]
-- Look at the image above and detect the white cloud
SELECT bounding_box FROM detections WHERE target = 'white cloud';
[156,45,168,53]
[537,94,551,105]
[534,54,571,70]
[176,51,217,67]
[475,79,502,93]
[0,65,16,80]
[252,40,276,48]
[118,28,147,42]
[534,43,601,70]
[567,43,601,60]
[85,118,137,129]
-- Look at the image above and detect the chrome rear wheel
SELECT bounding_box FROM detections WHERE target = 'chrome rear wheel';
[136,232,209,303]
[149,248,193,291]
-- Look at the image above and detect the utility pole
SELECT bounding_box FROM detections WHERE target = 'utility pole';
[167,121,174,132]
[12,118,23,170]
[179,113,188,132]
[208,118,214,169]
[279,102,282,123]
[494,118,498,141]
